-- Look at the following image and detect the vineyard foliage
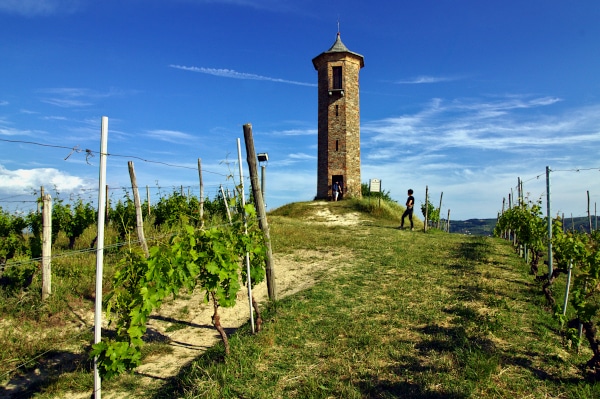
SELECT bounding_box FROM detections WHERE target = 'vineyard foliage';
[0,188,258,297]
[0,188,267,380]
[91,202,266,379]
[0,207,28,267]
[420,199,440,225]
[495,199,600,378]
[494,198,547,274]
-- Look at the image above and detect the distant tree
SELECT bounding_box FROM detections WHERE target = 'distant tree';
[361,183,395,202]
[421,200,440,227]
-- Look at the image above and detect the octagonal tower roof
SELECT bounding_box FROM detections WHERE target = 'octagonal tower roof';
[312,32,364,69]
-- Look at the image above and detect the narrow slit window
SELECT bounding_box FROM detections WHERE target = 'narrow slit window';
[336,140,339,151]
[335,105,339,116]
[332,66,342,90]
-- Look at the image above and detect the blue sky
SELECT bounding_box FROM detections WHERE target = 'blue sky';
[1,0,600,220]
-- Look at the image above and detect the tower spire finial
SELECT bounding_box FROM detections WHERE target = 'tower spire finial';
[337,16,340,35]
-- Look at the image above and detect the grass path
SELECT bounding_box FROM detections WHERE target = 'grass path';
[3,200,600,398]
[146,201,599,398]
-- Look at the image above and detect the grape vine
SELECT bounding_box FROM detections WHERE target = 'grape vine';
[91,203,267,379]
[496,199,600,379]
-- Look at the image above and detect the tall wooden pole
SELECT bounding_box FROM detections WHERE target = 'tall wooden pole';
[501,197,506,239]
[237,139,255,333]
[437,191,443,229]
[261,164,266,206]
[243,123,276,301]
[423,185,429,232]
[39,186,44,213]
[220,185,232,225]
[128,161,149,257]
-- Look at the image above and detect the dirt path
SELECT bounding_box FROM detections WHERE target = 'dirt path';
[84,204,361,398]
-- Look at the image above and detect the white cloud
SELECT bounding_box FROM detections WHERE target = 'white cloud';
[395,75,459,84]
[0,0,83,16]
[42,116,69,121]
[361,96,600,157]
[145,129,197,144]
[0,164,88,195]
[38,87,132,108]
[169,65,317,87]
[288,153,315,160]
[272,128,317,136]
[0,127,37,137]
[41,98,92,108]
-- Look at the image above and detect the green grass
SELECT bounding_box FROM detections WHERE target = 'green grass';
[147,200,598,398]
[1,199,599,398]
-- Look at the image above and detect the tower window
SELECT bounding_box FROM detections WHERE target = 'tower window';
[336,140,339,151]
[335,105,339,116]
[332,66,342,90]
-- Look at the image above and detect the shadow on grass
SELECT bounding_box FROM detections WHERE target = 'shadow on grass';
[357,380,468,399]
[455,238,491,262]
[0,326,175,399]
[148,346,227,399]
[148,314,215,330]
[0,350,91,399]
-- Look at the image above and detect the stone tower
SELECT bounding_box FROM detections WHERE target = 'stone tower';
[312,32,364,200]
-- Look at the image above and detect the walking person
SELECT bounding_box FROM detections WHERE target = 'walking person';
[332,181,340,201]
[399,189,415,230]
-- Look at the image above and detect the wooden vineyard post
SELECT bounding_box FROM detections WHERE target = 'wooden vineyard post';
[501,197,506,239]
[243,123,276,301]
[220,185,232,224]
[424,185,429,232]
[42,194,52,301]
[128,161,149,257]
[198,158,204,228]
[38,186,44,213]
[437,191,443,229]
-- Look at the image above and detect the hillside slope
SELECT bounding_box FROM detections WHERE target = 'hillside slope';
[4,199,598,398]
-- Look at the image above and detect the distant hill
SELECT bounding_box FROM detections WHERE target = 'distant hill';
[447,215,599,236]
[447,218,497,236]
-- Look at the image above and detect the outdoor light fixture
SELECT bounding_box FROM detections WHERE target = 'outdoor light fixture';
[257,153,268,162]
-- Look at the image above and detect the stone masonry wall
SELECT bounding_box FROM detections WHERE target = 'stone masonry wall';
[314,52,362,200]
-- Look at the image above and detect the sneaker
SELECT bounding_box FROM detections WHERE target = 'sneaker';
[411,228,414,231]
[397,226,404,230]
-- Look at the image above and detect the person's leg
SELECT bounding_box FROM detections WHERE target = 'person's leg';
[409,210,414,229]
[400,210,408,227]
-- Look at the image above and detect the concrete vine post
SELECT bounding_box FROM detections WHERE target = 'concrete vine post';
[42,194,52,301]
[546,166,553,277]
[105,185,110,221]
[198,158,204,228]
[94,115,109,398]
[588,190,592,233]
[146,185,151,216]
